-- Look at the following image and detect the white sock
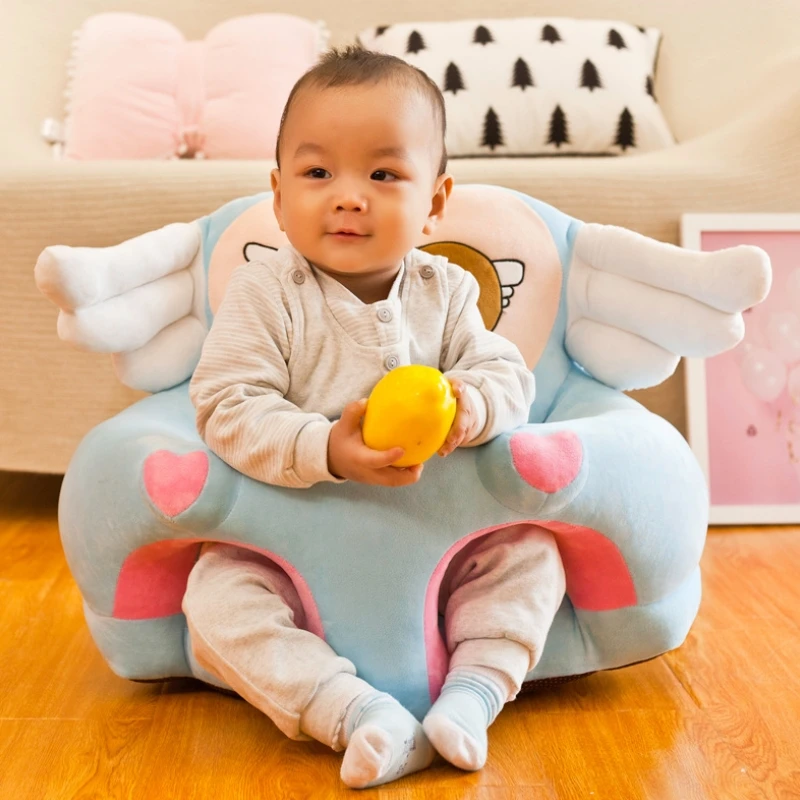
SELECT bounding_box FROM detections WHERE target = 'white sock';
[340,692,434,789]
[422,667,508,771]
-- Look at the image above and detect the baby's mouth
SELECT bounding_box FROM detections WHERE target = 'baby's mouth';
[329,229,369,239]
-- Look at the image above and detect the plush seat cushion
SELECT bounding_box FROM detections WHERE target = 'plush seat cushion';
[60,12,326,160]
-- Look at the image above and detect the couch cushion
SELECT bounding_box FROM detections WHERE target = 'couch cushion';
[57,12,327,160]
[358,17,675,157]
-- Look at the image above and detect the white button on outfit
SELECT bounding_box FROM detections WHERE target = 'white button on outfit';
[377,307,393,323]
[292,270,305,285]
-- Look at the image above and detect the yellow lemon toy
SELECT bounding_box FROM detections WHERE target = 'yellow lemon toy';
[362,365,457,467]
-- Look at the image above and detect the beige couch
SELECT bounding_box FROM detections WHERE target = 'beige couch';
[2,0,799,473]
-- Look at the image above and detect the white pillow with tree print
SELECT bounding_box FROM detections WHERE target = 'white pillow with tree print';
[358,17,675,157]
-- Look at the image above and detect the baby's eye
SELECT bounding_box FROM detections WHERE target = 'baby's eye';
[305,168,331,179]
[371,170,398,182]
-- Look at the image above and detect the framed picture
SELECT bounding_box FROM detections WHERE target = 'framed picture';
[682,213,800,524]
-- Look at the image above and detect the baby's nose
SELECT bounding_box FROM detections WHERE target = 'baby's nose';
[336,200,366,213]
[334,190,367,213]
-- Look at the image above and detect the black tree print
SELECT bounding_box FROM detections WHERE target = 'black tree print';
[608,28,627,49]
[444,62,466,94]
[637,25,646,33]
[547,105,569,148]
[646,75,656,100]
[580,59,602,91]
[541,24,562,43]
[614,108,636,150]
[473,25,494,45]
[481,107,504,150]
[512,58,534,90]
[406,30,426,54]
[375,25,390,36]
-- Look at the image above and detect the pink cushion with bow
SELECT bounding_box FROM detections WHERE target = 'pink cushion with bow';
[63,13,324,160]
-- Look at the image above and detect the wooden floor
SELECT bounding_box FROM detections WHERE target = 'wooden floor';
[2,471,800,799]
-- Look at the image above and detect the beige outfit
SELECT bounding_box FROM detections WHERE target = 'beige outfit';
[189,245,535,488]
[184,246,565,747]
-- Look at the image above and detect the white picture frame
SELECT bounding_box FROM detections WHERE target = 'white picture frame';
[682,213,800,525]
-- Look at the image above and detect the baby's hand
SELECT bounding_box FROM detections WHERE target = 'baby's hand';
[438,379,478,458]
[328,400,424,487]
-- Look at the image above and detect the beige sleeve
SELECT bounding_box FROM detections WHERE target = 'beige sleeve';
[189,263,341,489]
[440,266,536,446]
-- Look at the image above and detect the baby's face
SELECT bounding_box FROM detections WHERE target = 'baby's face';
[272,82,450,278]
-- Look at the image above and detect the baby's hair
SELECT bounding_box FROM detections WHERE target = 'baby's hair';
[275,45,448,175]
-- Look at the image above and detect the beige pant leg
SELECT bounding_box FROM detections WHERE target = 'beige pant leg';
[182,543,365,747]
[440,524,566,695]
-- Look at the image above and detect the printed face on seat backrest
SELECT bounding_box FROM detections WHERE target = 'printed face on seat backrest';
[206,184,563,371]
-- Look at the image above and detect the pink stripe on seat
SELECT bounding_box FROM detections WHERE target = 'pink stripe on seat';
[112,538,325,639]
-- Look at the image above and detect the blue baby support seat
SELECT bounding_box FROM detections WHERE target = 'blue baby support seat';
[41,185,770,720]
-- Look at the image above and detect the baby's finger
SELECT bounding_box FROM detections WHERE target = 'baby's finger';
[438,436,459,458]
[376,463,424,487]
[400,463,424,482]
[363,446,405,469]
[339,399,368,432]
[450,416,470,444]
[449,378,464,398]
[438,442,454,458]
[439,419,468,457]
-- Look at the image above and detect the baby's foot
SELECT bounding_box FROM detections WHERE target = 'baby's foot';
[422,668,506,771]
[340,692,434,789]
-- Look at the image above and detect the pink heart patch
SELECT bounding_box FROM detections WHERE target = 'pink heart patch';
[510,431,583,493]
[143,450,209,517]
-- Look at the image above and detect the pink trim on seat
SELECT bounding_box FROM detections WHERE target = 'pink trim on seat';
[113,540,202,622]
[112,539,325,639]
[424,520,638,702]
[545,521,638,612]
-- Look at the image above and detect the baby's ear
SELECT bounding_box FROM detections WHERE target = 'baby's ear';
[423,174,453,235]
[271,169,285,232]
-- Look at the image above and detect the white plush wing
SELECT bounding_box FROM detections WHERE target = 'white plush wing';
[566,223,772,390]
[35,222,208,393]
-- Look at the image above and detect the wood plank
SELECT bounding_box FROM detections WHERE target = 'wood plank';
[698,530,800,633]
[0,718,153,800]
[0,550,161,722]
[664,625,800,795]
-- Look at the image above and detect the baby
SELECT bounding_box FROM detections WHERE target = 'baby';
[184,46,565,789]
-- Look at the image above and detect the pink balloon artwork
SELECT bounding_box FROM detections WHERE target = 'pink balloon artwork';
[738,267,800,406]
